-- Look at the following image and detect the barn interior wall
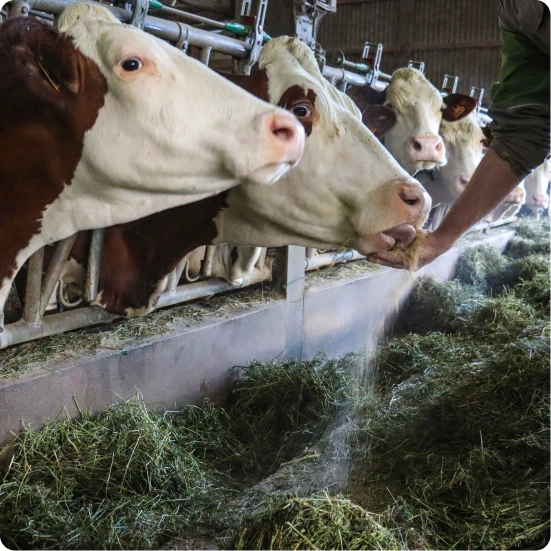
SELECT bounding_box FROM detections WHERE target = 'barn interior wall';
[318,0,501,102]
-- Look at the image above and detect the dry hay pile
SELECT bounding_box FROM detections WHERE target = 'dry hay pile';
[0,218,548,550]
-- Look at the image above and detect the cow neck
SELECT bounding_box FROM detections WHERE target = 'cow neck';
[0,18,107,287]
[77,192,230,315]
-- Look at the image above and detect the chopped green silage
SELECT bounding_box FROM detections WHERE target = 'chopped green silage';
[0,398,222,550]
[230,492,402,550]
[0,220,549,550]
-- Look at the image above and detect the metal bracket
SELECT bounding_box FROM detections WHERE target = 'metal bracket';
[470,86,485,112]
[235,0,267,75]
[441,74,459,94]
[8,0,30,17]
[408,60,425,74]
[362,41,383,86]
[129,0,148,29]
[293,0,336,52]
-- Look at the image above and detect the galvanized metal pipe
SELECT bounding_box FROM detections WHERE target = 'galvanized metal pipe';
[39,235,77,317]
[84,229,104,303]
[470,215,518,233]
[23,248,45,324]
[156,269,269,309]
[29,0,250,57]
[322,65,367,87]
[0,306,117,349]
[305,249,365,271]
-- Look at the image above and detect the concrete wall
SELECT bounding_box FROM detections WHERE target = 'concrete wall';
[0,231,514,446]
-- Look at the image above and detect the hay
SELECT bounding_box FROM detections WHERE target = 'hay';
[391,229,428,271]
[399,276,482,334]
[349,318,550,549]
[230,492,402,550]
[0,397,222,550]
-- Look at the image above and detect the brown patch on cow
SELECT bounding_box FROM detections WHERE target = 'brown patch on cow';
[276,86,319,136]
[223,68,270,102]
[71,192,230,315]
[0,17,107,287]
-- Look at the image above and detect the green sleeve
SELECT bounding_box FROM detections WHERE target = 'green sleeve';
[490,21,550,109]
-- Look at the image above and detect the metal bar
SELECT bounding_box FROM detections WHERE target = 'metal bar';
[156,269,269,308]
[29,0,250,57]
[305,249,364,271]
[39,235,77,317]
[340,40,502,57]
[1,306,117,349]
[23,248,45,324]
[322,65,367,87]
[167,0,232,14]
[470,215,518,233]
[84,229,104,303]
[202,246,216,277]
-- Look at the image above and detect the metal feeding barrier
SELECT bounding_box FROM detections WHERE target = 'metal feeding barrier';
[0,0,274,348]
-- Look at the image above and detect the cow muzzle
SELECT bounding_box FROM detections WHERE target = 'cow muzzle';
[246,111,305,185]
[409,135,446,166]
[353,181,431,255]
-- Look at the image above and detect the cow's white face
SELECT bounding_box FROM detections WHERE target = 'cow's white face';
[383,68,447,175]
[216,38,431,255]
[524,159,551,210]
[433,114,486,200]
[56,4,304,231]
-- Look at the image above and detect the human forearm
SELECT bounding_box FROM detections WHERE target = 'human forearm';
[433,148,521,247]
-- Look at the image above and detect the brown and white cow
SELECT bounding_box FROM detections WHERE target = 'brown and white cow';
[348,69,477,175]
[0,4,304,318]
[64,37,431,317]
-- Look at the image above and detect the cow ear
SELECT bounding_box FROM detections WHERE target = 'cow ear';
[442,93,477,122]
[347,85,386,113]
[8,19,81,100]
[362,105,397,138]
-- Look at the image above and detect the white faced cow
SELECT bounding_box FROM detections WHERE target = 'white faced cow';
[0,4,304,319]
[523,159,551,216]
[348,68,477,176]
[62,37,432,317]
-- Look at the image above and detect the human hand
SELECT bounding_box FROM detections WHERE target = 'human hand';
[367,230,452,271]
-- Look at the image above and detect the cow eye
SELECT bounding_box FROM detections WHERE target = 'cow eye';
[292,104,311,118]
[121,57,143,72]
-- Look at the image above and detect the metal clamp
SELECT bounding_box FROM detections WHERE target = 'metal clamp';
[408,60,425,74]
[129,0,148,29]
[8,0,30,17]
[293,0,336,51]
[470,86,485,112]
[362,41,383,86]
[441,74,459,95]
[235,0,267,75]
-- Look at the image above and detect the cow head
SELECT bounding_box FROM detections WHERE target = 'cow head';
[432,113,486,200]
[56,4,304,197]
[217,37,432,256]
[524,159,551,211]
[349,69,477,175]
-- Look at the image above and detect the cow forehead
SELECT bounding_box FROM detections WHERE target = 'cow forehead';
[258,37,361,124]
[386,68,442,114]
[440,114,483,147]
[59,3,170,69]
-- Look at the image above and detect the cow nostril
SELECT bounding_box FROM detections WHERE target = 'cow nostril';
[435,140,444,152]
[398,187,421,206]
[272,127,294,142]
[460,177,469,186]
[267,113,298,144]
[413,140,422,152]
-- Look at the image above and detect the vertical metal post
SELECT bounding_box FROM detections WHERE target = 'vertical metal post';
[202,246,215,277]
[198,46,212,66]
[84,229,104,303]
[274,246,306,358]
[39,235,77,317]
[24,248,45,325]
